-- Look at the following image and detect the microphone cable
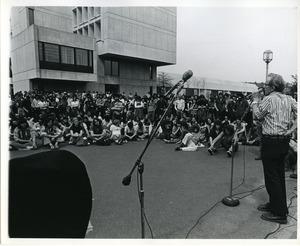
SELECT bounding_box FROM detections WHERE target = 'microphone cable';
[185,200,222,239]
[136,167,154,239]
[264,187,297,239]
[185,144,265,239]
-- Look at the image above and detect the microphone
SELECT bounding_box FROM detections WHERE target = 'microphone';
[164,70,193,97]
[122,175,131,186]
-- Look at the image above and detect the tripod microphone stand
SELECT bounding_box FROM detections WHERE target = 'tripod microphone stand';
[122,71,192,238]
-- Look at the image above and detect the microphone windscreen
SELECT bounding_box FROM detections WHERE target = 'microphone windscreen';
[182,70,193,82]
[9,150,92,238]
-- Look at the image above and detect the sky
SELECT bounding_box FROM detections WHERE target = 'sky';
[158,6,298,83]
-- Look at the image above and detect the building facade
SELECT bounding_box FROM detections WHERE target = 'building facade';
[161,72,257,98]
[10,6,177,95]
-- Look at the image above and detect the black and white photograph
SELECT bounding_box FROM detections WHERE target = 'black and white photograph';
[1,0,298,246]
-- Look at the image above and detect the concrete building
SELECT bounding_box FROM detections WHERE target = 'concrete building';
[10,6,177,94]
[164,72,257,97]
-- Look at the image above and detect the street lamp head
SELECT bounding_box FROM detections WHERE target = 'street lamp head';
[263,50,273,63]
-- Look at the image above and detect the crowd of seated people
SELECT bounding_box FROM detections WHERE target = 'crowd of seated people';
[8,89,284,158]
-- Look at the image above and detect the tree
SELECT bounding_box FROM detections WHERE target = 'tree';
[290,74,297,95]
[157,72,174,94]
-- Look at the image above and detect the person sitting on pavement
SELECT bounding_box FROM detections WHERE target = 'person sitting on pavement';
[40,118,62,150]
[90,118,111,145]
[207,123,238,157]
[69,117,88,146]
[124,121,138,141]
[109,119,125,145]
[10,118,37,150]
[136,121,149,141]
[232,118,247,144]
[164,119,182,143]
[175,124,204,151]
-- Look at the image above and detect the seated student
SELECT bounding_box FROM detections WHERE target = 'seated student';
[124,121,137,141]
[40,118,62,150]
[57,117,72,142]
[109,119,124,145]
[222,115,231,128]
[78,116,91,145]
[156,115,173,140]
[136,121,148,140]
[207,123,238,157]
[175,124,203,151]
[198,121,209,144]
[10,118,37,150]
[89,118,111,145]
[232,118,247,144]
[208,120,223,151]
[171,120,183,139]
[143,118,153,137]
[102,115,112,130]
[69,117,88,146]
[30,116,44,146]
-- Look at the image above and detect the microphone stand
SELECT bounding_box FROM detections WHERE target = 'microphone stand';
[222,128,240,207]
[122,81,185,238]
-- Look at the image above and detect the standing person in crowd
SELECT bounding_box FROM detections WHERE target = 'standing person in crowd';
[154,95,167,123]
[214,93,225,120]
[197,94,208,121]
[226,94,237,122]
[207,94,216,121]
[111,94,124,120]
[174,95,185,118]
[252,73,297,224]
[236,93,249,120]
[134,96,144,120]
[147,97,156,122]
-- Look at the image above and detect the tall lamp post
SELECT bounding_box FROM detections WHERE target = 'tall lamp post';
[263,50,273,82]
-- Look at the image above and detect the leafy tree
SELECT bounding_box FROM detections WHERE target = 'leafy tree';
[157,72,174,93]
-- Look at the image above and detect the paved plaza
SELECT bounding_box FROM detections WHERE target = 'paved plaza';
[9,140,297,239]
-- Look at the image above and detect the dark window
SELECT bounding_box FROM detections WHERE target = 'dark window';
[44,43,59,63]
[38,41,93,73]
[88,50,93,67]
[112,61,119,76]
[76,49,88,66]
[28,8,34,26]
[104,59,119,76]
[61,46,75,64]
[104,60,111,75]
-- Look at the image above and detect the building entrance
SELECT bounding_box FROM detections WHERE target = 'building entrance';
[105,84,120,95]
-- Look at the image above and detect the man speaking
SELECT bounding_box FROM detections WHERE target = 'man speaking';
[252,73,297,224]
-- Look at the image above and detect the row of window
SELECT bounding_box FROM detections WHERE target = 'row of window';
[38,42,93,73]
[38,42,155,78]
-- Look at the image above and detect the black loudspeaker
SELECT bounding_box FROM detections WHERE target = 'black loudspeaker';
[9,150,93,238]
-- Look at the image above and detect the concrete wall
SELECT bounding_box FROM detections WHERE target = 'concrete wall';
[11,24,98,92]
[95,56,157,95]
[10,25,39,92]
[10,7,73,37]
[98,7,176,65]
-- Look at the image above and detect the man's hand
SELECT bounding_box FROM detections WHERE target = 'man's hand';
[251,91,261,103]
